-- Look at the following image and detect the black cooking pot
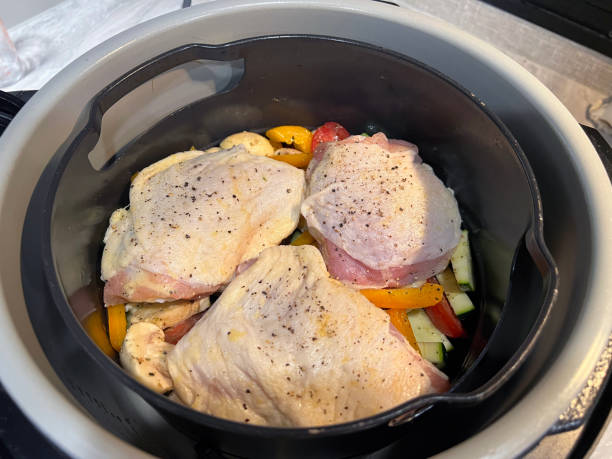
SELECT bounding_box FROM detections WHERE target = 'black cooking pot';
[21,36,557,458]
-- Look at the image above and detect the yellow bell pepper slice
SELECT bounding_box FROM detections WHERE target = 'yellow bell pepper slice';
[270,152,313,169]
[107,304,127,352]
[290,230,316,246]
[360,283,444,309]
[83,309,116,358]
[269,140,283,150]
[386,309,420,353]
[265,126,313,155]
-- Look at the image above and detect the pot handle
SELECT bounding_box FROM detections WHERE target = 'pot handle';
[90,43,246,119]
[389,223,559,426]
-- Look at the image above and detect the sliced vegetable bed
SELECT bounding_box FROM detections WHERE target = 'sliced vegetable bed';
[354,221,475,367]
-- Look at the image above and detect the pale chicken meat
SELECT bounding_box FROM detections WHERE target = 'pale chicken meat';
[125,297,210,329]
[101,146,305,304]
[302,133,461,288]
[120,321,175,394]
[167,245,449,427]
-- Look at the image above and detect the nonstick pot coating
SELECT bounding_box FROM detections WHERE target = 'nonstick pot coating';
[22,36,556,458]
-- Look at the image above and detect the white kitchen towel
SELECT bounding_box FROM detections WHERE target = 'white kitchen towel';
[1,0,189,91]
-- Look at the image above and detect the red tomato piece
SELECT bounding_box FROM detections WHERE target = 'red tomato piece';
[311,122,350,152]
[425,278,466,338]
[425,297,466,338]
[164,311,205,344]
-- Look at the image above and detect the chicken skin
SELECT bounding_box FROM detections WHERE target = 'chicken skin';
[167,245,449,427]
[302,133,461,288]
[101,146,305,304]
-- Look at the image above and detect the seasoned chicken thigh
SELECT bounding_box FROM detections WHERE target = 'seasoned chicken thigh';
[167,245,448,427]
[302,133,461,288]
[101,146,305,304]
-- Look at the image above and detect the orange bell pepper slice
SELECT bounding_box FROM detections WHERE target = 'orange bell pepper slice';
[83,309,116,358]
[107,304,127,352]
[360,283,444,309]
[386,309,420,353]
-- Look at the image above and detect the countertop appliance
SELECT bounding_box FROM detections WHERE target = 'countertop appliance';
[1,1,611,457]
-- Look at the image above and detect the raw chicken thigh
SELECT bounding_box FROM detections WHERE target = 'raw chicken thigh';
[101,146,305,304]
[302,133,461,288]
[167,245,449,427]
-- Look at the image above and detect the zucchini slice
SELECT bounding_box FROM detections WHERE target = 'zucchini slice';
[417,342,446,368]
[289,229,303,243]
[436,268,475,317]
[407,309,453,352]
[450,229,475,291]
